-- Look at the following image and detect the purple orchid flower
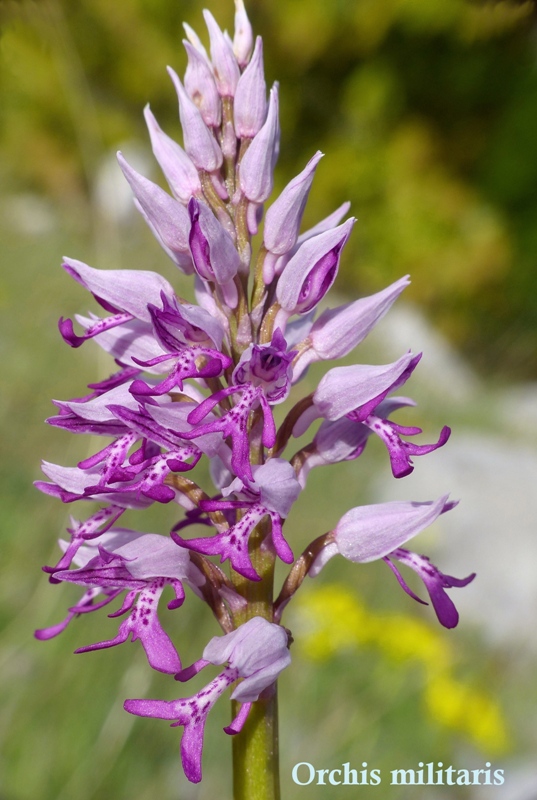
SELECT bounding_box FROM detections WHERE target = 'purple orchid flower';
[36,461,156,508]
[124,617,291,782]
[294,353,450,478]
[36,436,201,506]
[232,328,297,403]
[294,398,416,487]
[310,497,475,628]
[36,530,204,672]
[177,382,276,482]
[41,504,126,575]
[48,382,142,437]
[174,458,300,580]
[59,259,176,347]
[173,329,295,482]
[128,292,232,398]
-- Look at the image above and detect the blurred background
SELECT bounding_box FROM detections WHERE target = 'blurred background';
[1,0,537,797]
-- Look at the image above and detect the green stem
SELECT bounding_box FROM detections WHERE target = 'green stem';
[232,691,280,800]
[230,522,280,800]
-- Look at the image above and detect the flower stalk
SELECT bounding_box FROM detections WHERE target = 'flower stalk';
[232,691,280,800]
[230,520,280,800]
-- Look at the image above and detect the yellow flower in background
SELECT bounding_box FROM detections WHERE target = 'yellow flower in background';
[424,674,509,755]
[293,584,509,755]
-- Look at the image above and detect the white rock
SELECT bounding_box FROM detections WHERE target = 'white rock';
[373,431,537,651]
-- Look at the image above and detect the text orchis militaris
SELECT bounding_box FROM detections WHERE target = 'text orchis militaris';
[291,761,505,787]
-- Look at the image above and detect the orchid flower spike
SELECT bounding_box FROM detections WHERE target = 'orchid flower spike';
[37,1,474,789]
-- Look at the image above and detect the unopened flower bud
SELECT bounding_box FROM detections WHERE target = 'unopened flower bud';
[182,21,210,62]
[276,218,355,315]
[168,67,223,172]
[203,9,241,97]
[239,84,280,203]
[144,106,201,203]
[264,151,324,256]
[188,198,240,308]
[183,41,221,128]
[234,37,267,138]
[117,153,193,273]
[233,0,254,66]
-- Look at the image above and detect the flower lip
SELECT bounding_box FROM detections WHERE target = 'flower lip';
[384,548,476,629]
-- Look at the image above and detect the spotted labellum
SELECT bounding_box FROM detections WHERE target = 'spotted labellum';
[36,0,474,792]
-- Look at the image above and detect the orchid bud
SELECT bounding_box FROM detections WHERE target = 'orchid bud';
[233,0,254,66]
[267,202,353,284]
[143,106,201,204]
[234,37,267,138]
[276,218,355,314]
[264,151,324,256]
[188,198,240,307]
[183,41,222,128]
[203,9,241,97]
[239,84,280,203]
[168,67,223,173]
[182,21,210,62]
[117,153,193,273]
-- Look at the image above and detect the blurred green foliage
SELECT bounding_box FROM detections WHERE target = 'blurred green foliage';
[2,0,537,376]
